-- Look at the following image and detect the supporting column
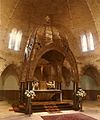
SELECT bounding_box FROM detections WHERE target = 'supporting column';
[57,63,63,102]
[26,81,33,90]
[60,91,62,102]
[19,82,25,103]
[25,81,33,114]
[57,63,62,89]
[73,81,79,110]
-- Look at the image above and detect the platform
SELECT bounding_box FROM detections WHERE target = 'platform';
[17,100,73,113]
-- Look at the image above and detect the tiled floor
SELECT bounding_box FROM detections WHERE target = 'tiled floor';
[0,100,100,120]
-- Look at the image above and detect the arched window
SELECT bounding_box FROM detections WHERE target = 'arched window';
[87,32,94,51]
[14,30,22,51]
[8,28,17,49]
[8,28,22,51]
[81,32,94,52]
[81,35,88,52]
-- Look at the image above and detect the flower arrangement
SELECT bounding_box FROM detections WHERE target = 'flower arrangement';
[25,90,36,99]
[76,88,86,98]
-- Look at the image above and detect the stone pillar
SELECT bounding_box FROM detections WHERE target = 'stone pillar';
[57,63,62,89]
[57,63,63,101]
[19,82,25,103]
[73,81,79,110]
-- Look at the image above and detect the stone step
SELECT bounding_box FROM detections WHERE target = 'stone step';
[44,105,60,112]
[14,101,73,113]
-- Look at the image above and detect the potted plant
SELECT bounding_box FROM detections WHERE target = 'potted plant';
[24,90,36,115]
[76,88,86,112]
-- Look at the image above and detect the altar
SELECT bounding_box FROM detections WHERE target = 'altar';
[33,89,62,101]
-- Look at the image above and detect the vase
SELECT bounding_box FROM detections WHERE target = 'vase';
[79,97,83,112]
[28,97,32,115]
[26,97,32,116]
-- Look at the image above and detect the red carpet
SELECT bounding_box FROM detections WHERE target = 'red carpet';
[41,113,97,120]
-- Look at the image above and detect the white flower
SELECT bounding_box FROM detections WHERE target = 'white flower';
[25,90,29,95]
[76,88,86,98]
[25,90,36,99]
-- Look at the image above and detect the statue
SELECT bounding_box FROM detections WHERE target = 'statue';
[32,81,39,90]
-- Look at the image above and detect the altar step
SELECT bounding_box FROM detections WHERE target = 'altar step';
[44,105,60,112]
[31,101,73,112]
[33,104,60,112]
[14,100,73,113]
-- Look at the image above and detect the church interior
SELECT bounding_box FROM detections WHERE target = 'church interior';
[0,0,100,119]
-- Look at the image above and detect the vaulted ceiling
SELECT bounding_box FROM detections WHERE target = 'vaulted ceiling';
[0,0,100,63]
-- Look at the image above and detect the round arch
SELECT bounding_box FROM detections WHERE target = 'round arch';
[81,64,100,86]
[0,64,19,101]
[28,43,79,83]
